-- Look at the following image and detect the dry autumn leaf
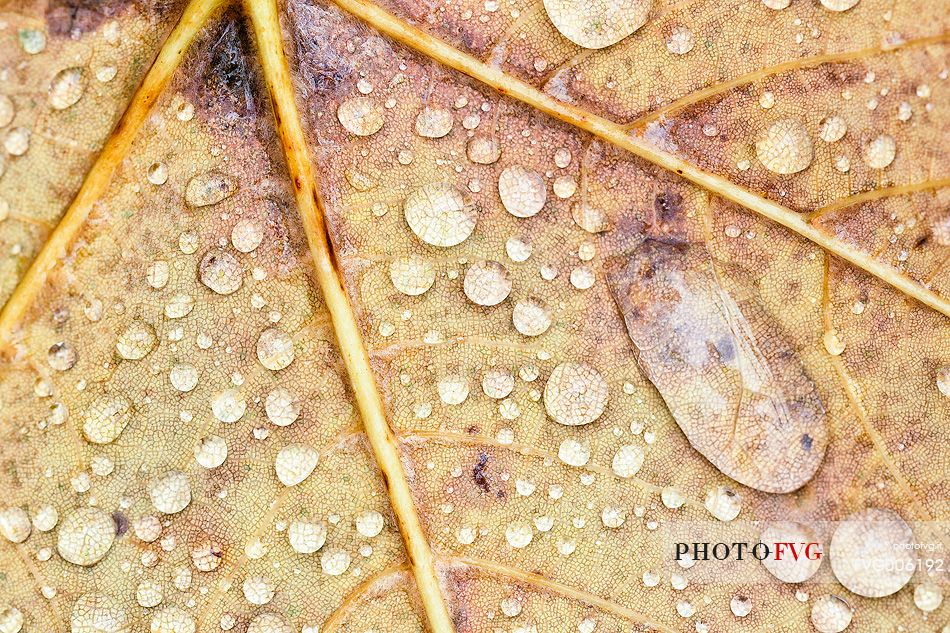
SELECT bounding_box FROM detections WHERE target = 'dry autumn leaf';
[0,0,947,631]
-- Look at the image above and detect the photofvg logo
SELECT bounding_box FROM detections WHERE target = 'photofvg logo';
[659,517,948,588]
[675,540,823,564]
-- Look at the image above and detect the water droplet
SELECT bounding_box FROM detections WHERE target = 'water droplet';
[506,237,532,262]
[897,101,912,121]
[48,68,85,110]
[231,218,264,253]
[730,595,752,617]
[0,508,31,543]
[505,521,533,548]
[164,294,194,319]
[438,374,470,405]
[463,260,512,306]
[914,582,943,612]
[704,486,741,521]
[761,0,790,8]
[194,435,227,469]
[289,520,327,553]
[136,581,163,608]
[198,249,244,295]
[257,328,294,371]
[0,606,23,633]
[275,444,318,486]
[185,171,236,207]
[512,297,552,336]
[57,508,115,566]
[211,388,246,423]
[571,201,610,233]
[415,106,454,138]
[830,508,914,597]
[337,97,384,136]
[666,26,694,54]
[818,115,847,143]
[266,388,300,426]
[116,320,156,359]
[146,261,169,289]
[543,362,608,426]
[863,134,896,169]
[554,147,572,168]
[0,95,15,128]
[404,182,476,247]
[552,175,576,199]
[48,341,77,370]
[95,65,117,83]
[149,471,192,514]
[570,265,595,290]
[544,0,653,49]
[467,136,501,164]
[811,595,853,633]
[823,329,845,355]
[482,369,515,399]
[82,396,131,444]
[755,119,813,174]
[499,166,546,218]
[355,510,384,537]
[242,577,275,605]
[760,521,823,582]
[170,363,199,392]
[820,0,859,11]
[500,596,522,617]
[936,366,950,397]
[147,162,168,185]
[601,506,625,527]
[32,505,58,532]
[611,445,644,477]
[321,549,351,575]
[390,256,436,296]
[4,127,30,156]
[18,29,46,54]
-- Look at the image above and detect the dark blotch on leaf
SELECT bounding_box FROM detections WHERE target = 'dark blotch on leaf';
[112,511,129,537]
[472,452,490,493]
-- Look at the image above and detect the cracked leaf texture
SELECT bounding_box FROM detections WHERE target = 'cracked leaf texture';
[0,0,948,631]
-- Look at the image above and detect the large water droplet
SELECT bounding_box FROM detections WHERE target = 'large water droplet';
[755,119,813,174]
[116,320,156,359]
[199,249,244,295]
[404,183,476,247]
[390,256,436,296]
[829,508,914,597]
[415,107,454,138]
[863,134,896,169]
[499,166,547,218]
[463,260,512,306]
[57,508,115,566]
[275,444,319,486]
[48,68,85,110]
[543,362,608,426]
[811,595,853,633]
[337,97,384,136]
[512,297,552,336]
[257,328,294,371]
[82,396,131,444]
[185,171,236,207]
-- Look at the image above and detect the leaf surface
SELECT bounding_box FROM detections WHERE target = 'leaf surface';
[0,0,948,631]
